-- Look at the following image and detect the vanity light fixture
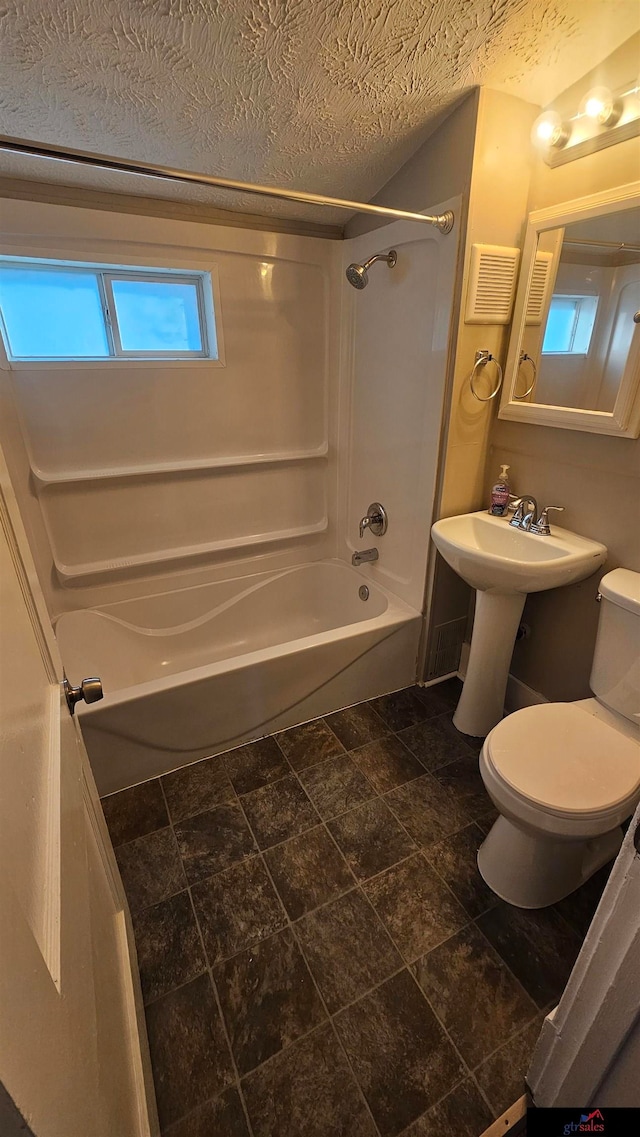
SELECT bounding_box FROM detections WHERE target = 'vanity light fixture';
[531,111,571,150]
[534,79,640,166]
[580,85,623,127]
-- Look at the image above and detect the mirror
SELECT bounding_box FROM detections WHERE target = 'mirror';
[500,185,640,437]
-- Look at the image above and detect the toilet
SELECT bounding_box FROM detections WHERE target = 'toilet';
[477,568,640,909]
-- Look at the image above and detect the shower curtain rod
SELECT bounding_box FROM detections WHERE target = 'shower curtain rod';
[0,134,455,233]
[564,237,640,252]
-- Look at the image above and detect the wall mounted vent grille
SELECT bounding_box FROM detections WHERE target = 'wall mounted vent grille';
[525,251,555,324]
[465,244,520,325]
[525,246,557,322]
[425,615,467,681]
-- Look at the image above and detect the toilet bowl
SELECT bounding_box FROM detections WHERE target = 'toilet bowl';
[477,568,640,909]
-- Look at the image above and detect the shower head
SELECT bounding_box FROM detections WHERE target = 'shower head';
[345,249,397,289]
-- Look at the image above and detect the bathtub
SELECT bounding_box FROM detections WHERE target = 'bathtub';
[55,560,422,794]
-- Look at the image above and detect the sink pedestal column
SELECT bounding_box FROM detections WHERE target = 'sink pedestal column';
[453,590,526,738]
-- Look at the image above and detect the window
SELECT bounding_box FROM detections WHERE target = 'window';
[542,294,598,355]
[0,259,217,362]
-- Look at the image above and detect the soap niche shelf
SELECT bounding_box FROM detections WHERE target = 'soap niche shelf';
[52,520,329,587]
[30,444,329,489]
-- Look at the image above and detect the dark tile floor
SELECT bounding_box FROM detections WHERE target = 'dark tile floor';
[102,680,613,1137]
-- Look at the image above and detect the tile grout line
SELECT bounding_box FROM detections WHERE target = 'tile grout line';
[471,1004,544,1075]
[237,760,491,1134]
[234,782,386,1137]
[134,864,517,1130]
[106,702,475,852]
[401,961,496,1123]
[470,905,567,1017]
[468,919,542,1019]
[466,1007,546,1120]
[119,729,492,916]
[118,704,535,1131]
[547,896,596,944]
[281,719,544,1125]
[392,1073,476,1137]
[114,693,556,1136]
[185,884,258,1136]
[157,776,257,1137]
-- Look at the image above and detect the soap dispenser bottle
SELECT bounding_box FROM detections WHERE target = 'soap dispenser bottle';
[489,464,512,516]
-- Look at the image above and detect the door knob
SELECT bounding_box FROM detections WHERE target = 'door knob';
[63,676,104,715]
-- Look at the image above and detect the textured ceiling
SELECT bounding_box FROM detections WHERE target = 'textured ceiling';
[0,1,639,225]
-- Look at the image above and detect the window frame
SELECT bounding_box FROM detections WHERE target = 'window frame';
[0,257,217,365]
[541,292,599,357]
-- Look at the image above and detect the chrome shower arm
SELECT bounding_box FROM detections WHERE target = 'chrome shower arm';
[361,252,397,271]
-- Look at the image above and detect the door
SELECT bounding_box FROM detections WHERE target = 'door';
[0,447,158,1137]
[528,799,640,1106]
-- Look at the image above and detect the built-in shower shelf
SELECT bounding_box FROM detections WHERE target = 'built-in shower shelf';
[53,519,329,585]
[31,445,329,487]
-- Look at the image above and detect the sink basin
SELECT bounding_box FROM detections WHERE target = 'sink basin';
[431,511,606,593]
[430,511,607,737]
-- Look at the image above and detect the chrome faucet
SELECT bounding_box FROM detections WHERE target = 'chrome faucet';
[352,548,379,566]
[509,495,538,532]
[531,505,565,535]
[506,494,565,535]
[359,502,388,540]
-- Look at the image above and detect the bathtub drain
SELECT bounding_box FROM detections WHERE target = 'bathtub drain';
[358,585,370,601]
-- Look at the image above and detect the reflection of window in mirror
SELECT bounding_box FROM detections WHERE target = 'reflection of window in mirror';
[517,209,640,413]
[542,296,599,354]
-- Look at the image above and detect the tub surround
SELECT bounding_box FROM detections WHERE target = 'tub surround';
[0,193,458,801]
[0,200,341,617]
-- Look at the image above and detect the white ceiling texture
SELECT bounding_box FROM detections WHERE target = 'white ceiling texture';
[0,1,638,225]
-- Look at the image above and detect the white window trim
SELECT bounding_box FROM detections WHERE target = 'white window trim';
[0,254,225,371]
[105,270,211,360]
[541,292,599,356]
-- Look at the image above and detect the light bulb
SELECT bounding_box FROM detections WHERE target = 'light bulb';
[531,111,571,149]
[580,86,622,127]
[537,119,555,142]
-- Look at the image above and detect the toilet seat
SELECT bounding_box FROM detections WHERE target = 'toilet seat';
[484,703,640,820]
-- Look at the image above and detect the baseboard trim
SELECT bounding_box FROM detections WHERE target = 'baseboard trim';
[457,646,548,717]
[505,674,548,714]
[481,1095,528,1136]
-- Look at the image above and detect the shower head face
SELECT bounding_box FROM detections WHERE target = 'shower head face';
[346,262,368,289]
[345,249,397,289]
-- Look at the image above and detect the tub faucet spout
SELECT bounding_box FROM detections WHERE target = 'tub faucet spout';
[352,548,378,566]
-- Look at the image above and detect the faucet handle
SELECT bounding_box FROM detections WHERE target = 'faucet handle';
[531,505,564,535]
[359,502,388,540]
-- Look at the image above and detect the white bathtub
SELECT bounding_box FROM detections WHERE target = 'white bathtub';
[55,560,422,794]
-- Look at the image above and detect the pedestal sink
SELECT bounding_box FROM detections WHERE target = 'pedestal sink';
[431,511,607,737]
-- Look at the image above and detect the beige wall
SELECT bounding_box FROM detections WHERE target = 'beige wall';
[425,88,538,680]
[344,92,478,241]
[439,87,538,518]
[490,35,640,700]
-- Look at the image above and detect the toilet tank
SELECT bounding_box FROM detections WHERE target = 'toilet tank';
[590,568,640,725]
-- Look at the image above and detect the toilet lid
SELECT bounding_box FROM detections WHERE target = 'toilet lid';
[486,703,640,814]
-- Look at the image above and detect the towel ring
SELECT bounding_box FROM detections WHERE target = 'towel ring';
[469,350,503,402]
[514,352,537,399]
